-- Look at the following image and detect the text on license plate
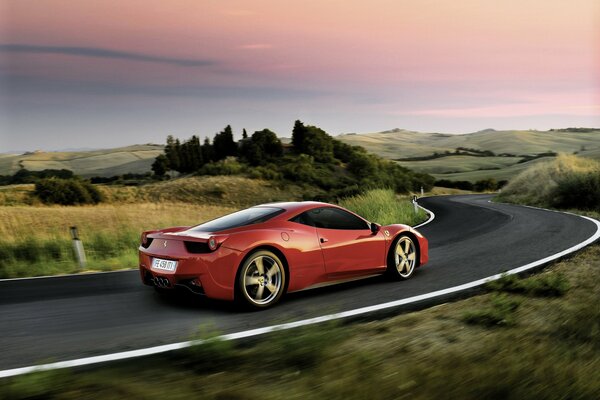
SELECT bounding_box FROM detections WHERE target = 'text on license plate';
[152,258,178,271]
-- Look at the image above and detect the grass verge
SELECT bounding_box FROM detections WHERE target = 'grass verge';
[2,243,598,399]
[339,188,427,226]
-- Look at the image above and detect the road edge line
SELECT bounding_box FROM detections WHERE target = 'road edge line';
[413,202,435,229]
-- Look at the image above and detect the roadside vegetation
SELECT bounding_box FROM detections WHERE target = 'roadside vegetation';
[2,243,598,399]
[339,188,426,226]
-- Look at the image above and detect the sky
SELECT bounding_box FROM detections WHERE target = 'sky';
[1,0,599,152]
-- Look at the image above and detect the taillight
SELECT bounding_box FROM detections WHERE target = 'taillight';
[141,232,153,249]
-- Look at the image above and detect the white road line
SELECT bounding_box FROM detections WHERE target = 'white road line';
[413,203,435,229]
[1,208,598,379]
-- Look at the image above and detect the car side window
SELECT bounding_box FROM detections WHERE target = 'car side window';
[307,207,369,230]
[290,212,315,227]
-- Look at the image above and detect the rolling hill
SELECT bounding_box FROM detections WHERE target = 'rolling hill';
[337,128,600,182]
[0,144,164,177]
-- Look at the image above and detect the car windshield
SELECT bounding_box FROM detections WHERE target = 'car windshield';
[190,207,284,232]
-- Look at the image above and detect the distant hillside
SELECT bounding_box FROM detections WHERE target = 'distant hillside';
[337,128,600,159]
[0,144,164,177]
[337,128,600,182]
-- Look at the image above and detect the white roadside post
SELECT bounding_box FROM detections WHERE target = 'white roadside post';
[70,226,87,269]
[421,186,424,197]
[413,195,419,215]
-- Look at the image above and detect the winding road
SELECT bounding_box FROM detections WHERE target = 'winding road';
[1,195,598,373]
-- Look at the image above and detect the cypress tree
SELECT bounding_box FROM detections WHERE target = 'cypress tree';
[292,120,308,153]
[202,137,215,162]
[213,125,237,160]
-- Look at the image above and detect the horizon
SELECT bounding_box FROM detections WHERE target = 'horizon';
[1,0,599,152]
[2,125,599,154]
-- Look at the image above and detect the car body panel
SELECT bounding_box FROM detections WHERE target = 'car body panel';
[138,201,429,303]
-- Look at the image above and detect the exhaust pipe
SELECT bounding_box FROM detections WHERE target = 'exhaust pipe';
[153,276,171,288]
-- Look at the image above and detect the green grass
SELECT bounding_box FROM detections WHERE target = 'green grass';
[462,293,521,327]
[397,155,522,174]
[2,243,598,399]
[430,156,553,182]
[487,272,570,297]
[339,188,427,226]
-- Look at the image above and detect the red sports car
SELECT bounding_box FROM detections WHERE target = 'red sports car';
[139,201,428,309]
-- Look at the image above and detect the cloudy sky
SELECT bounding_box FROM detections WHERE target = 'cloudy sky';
[1,0,599,152]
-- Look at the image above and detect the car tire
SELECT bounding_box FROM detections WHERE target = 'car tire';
[237,250,286,309]
[387,234,418,280]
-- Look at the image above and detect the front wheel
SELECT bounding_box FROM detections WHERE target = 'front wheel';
[237,250,286,309]
[387,235,417,280]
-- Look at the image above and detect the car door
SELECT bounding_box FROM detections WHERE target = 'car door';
[307,207,387,277]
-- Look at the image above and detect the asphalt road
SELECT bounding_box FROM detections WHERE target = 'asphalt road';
[1,195,597,371]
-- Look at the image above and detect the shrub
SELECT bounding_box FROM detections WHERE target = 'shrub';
[551,172,600,210]
[198,158,244,176]
[34,178,103,205]
[498,154,600,207]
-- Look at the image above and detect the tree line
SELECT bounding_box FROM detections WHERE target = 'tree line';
[152,120,436,200]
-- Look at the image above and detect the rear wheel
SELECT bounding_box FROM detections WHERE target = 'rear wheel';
[237,250,286,309]
[387,235,417,280]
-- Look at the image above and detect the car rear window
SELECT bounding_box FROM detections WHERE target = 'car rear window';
[190,207,284,232]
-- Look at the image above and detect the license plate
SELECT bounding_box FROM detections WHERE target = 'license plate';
[152,258,178,272]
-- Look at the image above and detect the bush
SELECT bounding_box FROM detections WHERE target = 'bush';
[34,178,103,205]
[551,172,600,210]
[198,158,244,176]
[498,154,600,207]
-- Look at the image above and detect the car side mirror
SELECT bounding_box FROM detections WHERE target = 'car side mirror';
[370,222,380,234]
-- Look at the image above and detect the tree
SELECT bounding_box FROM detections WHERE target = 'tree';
[213,125,237,160]
[291,120,334,162]
[152,155,169,176]
[242,129,248,139]
[240,129,283,166]
[164,135,180,172]
[202,137,215,162]
[302,125,334,162]
[291,120,308,153]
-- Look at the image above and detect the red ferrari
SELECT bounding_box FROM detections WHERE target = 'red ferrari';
[139,201,428,309]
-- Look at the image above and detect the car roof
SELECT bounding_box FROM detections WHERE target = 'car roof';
[254,201,337,214]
